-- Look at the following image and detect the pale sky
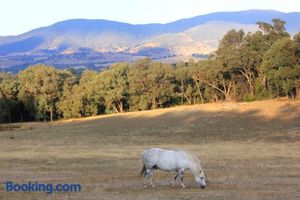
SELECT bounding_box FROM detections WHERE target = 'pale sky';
[1,0,300,36]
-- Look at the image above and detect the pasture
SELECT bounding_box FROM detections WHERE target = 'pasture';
[0,99,299,200]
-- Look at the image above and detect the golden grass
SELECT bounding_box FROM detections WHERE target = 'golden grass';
[0,99,299,200]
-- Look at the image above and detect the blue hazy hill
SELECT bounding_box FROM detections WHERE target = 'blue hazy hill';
[1,10,299,56]
[0,10,299,72]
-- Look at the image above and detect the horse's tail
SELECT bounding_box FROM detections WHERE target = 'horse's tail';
[139,162,146,178]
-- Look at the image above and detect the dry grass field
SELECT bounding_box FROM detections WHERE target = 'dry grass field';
[0,99,299,200]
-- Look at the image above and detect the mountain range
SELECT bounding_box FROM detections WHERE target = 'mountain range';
[1,10,299,72]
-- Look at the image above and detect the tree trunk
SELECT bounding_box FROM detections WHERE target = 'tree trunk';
[113,105,119,113]
[50,106,53,122]
[152,98,157,109]
[249,84,254,96]
[224,80,233,101]
[184,94,191,104]
[289,90,295,100]
[239,69,254,95]
[225,93,231,101]
[181,81,184,105]
[214,94,219,103]
[204,81,229,101]
[194,81,204,104]
[119,101,124,113]
[262,76,268,89]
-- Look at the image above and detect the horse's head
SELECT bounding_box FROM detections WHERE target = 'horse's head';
[195,169,206,189]
[189,154,206,188]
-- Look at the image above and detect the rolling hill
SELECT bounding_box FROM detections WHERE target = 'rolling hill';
[0,10,299,72]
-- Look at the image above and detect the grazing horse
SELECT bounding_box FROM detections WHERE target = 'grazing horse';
[140,148,206,189]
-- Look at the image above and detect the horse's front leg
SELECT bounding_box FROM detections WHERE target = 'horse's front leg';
[172,172,179,187]
[149,169,155,188]
[179,169,185,188]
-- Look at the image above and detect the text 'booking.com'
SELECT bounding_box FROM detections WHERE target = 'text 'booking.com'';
[5,181,81,194]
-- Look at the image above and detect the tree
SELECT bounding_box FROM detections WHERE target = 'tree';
[174,62,196,105]
[18,64,64,122]
[129,59,175,110]
[0,74,20,123]
[294,32,300,98]
[214,29,246,100]
[101,62,129,113]
[260,37,300,98]
[294,32,300,64]
[188,61,206,103]
[203,60,234,101]
[68,70,105,117]
[257,18,290,46]
[56,70,79,118]
[235,46,261,96]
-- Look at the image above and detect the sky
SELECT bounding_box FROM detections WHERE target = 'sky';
[1,0,300,36]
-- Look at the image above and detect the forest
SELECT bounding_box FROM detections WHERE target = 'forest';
[0,18,299,123]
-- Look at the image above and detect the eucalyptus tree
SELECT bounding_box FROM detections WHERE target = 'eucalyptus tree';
[128,58,175,110]
[100,62,129,113]
[174,62,196,105]
[73,70,105,116]
[0,73,20,123]
[18,64,64,122]
[261,37,300,99]
[213,29,246,100]
[188,60,206,103]
[56,70,79,118]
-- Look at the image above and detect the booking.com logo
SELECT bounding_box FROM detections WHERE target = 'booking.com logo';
[5,181,81,194]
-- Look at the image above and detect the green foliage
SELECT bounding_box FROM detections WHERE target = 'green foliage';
[101,62,129,113]
[260,37,299,97]
[254,79,273,100]
[0,74,21,123]
[174,62,197,104]
[1,18,299,123]
[18,64,66,121]
[243,93,256,102]
[128,58,175,111]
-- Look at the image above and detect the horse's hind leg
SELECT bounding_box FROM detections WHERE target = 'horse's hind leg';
[143,168,155,188]
[149,169,155,188]
[143,168,150,188]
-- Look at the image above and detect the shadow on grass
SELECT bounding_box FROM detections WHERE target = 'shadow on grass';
[40,101,300,144]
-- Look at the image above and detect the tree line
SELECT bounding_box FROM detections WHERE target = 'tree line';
[0,18,299,123]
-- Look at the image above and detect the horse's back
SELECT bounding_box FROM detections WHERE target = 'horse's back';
[143,148,165,164]
[143,148,190,170]
[143,148,181,160]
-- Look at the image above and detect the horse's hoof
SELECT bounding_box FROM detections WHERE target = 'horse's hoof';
[151,184,156,188]
[181,184,186,188]
[143,185,147,189]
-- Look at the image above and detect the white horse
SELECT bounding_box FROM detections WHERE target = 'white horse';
[140,148,206,189]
